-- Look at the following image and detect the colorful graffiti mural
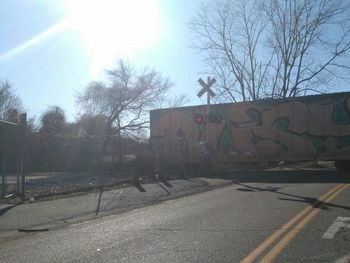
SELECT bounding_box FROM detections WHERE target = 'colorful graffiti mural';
[150,92,350,163]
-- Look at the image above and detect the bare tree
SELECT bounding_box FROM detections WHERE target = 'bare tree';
[40,106,66,135]
[165,94,190,108]
[77,60,173,165]
[190,0,271,102]
[263,0,350,98]
[77,114,108,137]
[0,80,22,120]
[190,0,350,101]
[39,106,66,173]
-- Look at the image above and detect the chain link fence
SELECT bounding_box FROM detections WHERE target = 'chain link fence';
[0,113,26,200]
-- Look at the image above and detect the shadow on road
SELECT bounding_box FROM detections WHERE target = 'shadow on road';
[160,179,173,188]
[203,170,350,184]
[135,184,147,193]
[156,182,170,195]
[234,181,350,212]
[0,205,16,217]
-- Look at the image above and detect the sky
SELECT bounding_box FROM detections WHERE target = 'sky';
[0,0,207,121]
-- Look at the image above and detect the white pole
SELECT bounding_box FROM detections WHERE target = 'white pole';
[206,77,210,142]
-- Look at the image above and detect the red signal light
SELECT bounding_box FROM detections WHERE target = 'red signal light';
[195,115,204,124]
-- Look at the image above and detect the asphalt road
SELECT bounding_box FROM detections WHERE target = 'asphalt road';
[1,171,350,263]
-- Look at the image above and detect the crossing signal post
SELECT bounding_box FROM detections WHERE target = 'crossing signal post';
[197,77,216,141]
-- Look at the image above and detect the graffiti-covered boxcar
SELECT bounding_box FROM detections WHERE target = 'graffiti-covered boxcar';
[150,92,350,171]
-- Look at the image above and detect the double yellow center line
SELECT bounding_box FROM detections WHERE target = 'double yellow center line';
[241,183,349,263]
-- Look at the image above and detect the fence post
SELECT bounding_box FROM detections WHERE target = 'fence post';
[19,113,27,201]
[16,155,20,195]
[1,127,6,199]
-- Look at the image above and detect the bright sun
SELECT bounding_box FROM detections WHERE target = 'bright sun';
[65,0,161,76]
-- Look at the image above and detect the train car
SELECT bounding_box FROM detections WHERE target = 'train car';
[150,92,350,171]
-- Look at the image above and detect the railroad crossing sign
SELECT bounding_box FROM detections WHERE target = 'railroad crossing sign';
[197,77,216,98]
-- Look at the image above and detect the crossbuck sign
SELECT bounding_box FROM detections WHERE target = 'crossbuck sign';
[197,77,216,98]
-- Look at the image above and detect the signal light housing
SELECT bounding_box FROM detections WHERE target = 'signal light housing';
[195,115,204,124]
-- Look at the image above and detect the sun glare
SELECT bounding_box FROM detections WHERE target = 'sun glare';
[65,0,161,76]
